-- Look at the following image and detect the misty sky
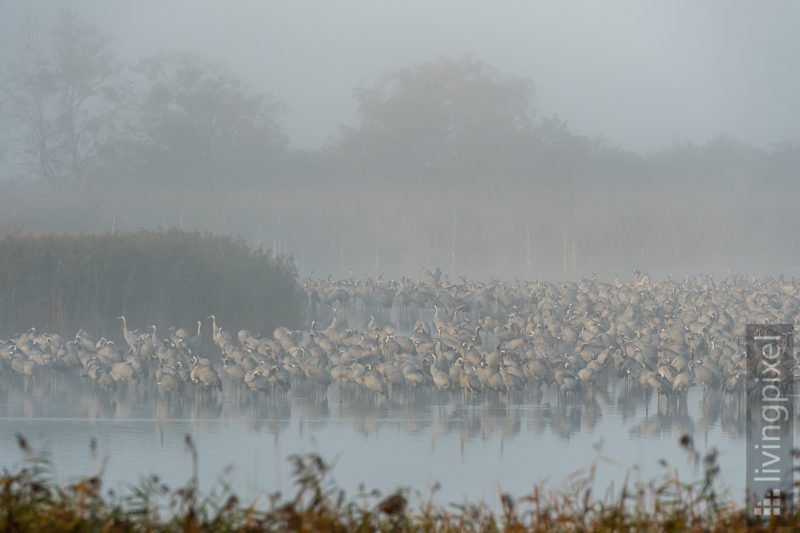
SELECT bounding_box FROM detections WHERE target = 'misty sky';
[3,1,799,153]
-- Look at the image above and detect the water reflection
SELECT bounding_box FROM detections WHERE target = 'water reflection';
[0,371,759,506]
[0,371,750,443]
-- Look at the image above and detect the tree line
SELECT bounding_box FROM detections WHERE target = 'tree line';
[0,10,797,188]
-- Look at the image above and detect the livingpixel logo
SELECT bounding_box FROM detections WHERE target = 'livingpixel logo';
[746,324,794,519]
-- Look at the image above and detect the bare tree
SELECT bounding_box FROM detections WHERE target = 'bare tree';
[0,11,125,185]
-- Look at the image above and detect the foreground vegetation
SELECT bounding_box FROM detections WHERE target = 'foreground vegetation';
[0,229,303,338]
[1,434,796,532]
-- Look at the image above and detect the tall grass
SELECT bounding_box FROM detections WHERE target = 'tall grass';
[0,228,303,338]
[0,434,794,532]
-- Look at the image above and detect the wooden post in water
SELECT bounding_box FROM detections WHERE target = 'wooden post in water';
[111,213,116,234]
[11,284,15,334]
[451,207,456,269]
[277,214,282,255]
[572,231,577,274]
[526,216,531,270]
[375,222,381,274]
[273,215,278,254]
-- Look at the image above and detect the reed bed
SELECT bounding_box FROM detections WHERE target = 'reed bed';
[1,434,796,532]
[0,229,303,339]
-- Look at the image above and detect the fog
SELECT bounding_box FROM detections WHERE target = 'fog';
[6,0,798,151]
[3,5,800,518]
[1,1,799,280]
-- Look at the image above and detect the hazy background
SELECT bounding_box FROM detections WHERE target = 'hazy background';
[1,1,798,281]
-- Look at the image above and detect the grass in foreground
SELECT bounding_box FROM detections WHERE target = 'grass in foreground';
[0,433,797,532]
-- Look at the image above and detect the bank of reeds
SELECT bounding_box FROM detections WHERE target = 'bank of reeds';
[0,228,303,339]
[1,433,797,532]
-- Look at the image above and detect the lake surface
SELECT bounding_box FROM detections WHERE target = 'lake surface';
[0,376,753,509]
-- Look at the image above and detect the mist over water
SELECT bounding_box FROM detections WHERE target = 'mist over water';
[0,372,749,509]
[0,1,797,515]
[0,179,795,282]
[0,3,798,281]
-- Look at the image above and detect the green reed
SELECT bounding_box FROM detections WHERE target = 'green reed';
[0,228,303,339]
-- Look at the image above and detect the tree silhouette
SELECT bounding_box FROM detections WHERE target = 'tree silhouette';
[0,10,125,185]
[337,55,536,179]
[134,53,287,184]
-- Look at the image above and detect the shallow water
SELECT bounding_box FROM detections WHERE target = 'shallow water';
[0,376,754,509]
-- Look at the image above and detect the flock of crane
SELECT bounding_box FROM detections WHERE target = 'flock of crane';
[1,269,799,402]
